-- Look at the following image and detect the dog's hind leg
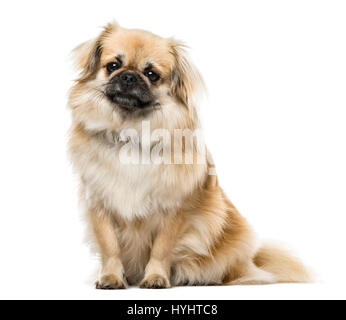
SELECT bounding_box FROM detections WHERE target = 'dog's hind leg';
[226,262,277,285]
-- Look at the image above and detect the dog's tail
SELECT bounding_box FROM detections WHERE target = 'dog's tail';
[253,242,312,283]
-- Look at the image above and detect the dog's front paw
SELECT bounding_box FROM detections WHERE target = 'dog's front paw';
[140,274,171,289]
[96,274,127,290]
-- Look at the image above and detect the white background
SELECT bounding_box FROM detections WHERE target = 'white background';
[0,0,345,300]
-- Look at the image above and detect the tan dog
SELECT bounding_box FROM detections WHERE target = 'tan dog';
[68,22,311,289]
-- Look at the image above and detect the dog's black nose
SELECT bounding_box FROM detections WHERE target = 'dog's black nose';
[121,72,137,86]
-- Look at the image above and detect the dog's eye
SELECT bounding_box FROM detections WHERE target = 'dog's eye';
[106,61,121,75]
[145,70,160,83]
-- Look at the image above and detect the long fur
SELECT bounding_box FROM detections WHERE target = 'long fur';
[68,22,311,289]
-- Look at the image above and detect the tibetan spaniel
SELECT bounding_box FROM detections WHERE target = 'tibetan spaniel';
[68,22,311,289]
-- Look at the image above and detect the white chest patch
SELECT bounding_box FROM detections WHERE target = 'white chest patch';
[77,138,207,220]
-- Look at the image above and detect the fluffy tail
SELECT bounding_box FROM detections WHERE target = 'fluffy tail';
[253,242,312,283]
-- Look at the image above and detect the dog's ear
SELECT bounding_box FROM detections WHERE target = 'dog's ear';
[72,38,102,81]
[169,40,205,109]
[71,22,117,81]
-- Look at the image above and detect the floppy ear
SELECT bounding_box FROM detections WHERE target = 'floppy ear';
[71,38,102,81]
[71,22,117,81]
[169,40,205,108]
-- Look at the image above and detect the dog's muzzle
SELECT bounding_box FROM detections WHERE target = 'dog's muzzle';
[105,71,155,110]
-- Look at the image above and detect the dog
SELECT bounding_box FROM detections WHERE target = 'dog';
[68,22,311,289]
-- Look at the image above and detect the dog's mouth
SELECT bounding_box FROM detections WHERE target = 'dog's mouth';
[109,93,153,111]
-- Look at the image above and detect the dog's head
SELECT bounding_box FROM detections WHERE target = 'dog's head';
[70,22,204,131]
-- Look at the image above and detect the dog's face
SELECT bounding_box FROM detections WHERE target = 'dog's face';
[70,23,203,130]
[91,27,175,113]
